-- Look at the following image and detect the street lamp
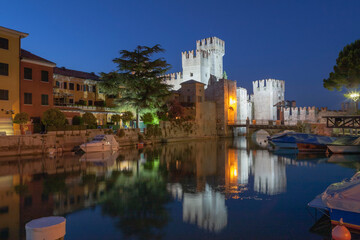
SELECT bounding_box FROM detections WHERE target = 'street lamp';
[345,90,360,112]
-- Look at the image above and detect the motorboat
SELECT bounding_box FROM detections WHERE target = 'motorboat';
[327,136,360,154]
[268,132,336,151]
[308,172,360,230]
[80,135,119,153]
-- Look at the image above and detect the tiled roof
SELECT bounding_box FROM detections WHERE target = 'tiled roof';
[54,67,100,81]
[180,79,205,85]
[21,49,56,65]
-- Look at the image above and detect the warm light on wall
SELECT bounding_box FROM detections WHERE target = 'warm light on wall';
[229,97,236,106]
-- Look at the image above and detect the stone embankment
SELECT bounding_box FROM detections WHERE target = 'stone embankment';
[0,120,220,157]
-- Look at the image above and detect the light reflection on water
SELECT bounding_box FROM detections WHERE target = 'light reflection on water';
[0,137,358,239]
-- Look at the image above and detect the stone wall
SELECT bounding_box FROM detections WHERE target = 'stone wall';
[0,128,140,157]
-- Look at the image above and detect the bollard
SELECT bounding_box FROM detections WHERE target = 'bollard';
[25,216,66,240]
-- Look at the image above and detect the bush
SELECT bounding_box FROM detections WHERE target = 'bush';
[42,108,67,129]
[121,111,134,123]
[82,112,97,128]
[13,112,29,125]
[72,115,83,125]
[141,113,154,125]
[111,114,121,124]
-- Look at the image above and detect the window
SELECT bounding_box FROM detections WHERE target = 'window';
[93,86,96,93]
[0,37,8,50]
[0,63,8,76]
[0,227,9,240]
[24,68,32,80]
[69,83,74,90]
[83,85,87,92]
[88,100,93,106]
[0,206,8,214]
[198,96,202,102]
[187,96,191,102]
[77,84,80,91]
[24,93,32,104]
[63,82,67,89]
[41,94,49,105]
[190,73,193,77]
[56,81,60,88]
[69,99,74,104]
[0,90,8,100]
[41,71,49,82]
[24,196,32,207]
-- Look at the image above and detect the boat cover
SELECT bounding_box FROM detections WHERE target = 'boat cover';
[269,132,336,145]
[330,136,359,146]
[321,172,360,213]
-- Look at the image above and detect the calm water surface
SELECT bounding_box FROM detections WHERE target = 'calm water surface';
[0,137,359,240]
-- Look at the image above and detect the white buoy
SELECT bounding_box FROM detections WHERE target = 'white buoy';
[332,218,351,240]
[25,216,66,240]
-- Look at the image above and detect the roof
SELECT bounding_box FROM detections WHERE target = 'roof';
[0,26,28,38]
[180,80,205,85]
[54,67,100,81]
[21,49,56,66]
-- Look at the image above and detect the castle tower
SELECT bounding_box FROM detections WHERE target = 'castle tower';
[252,79,285,121]
[182,37,225,87]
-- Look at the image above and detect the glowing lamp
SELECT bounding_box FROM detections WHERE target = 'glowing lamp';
[229,97,236,106]
[345,91,360,102]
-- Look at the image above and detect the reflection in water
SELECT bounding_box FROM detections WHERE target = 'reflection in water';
[0,137,324,239]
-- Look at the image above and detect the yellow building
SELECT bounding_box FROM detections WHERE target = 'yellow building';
[0,26,28,135]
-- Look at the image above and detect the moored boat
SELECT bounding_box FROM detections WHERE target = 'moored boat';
[268,132,336,151]
[308,172,360,230]
[80,135,119,153]
[327,136,360,154]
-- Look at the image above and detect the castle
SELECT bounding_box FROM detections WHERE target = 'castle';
[166,37,288,124]
[165,37,225,89]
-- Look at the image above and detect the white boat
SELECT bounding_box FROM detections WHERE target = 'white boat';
[80,135,119,153]
[327,136,360,154]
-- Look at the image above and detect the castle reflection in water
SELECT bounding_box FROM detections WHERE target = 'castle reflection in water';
[0,137,316,239]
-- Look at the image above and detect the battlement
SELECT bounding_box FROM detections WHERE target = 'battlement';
[181,49,211,59]
[196,37,225,53]
[164,71,183,81]
[252,79,285,90]
[283,106,317,123]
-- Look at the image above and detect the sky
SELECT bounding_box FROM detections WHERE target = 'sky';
[1,0,360,109]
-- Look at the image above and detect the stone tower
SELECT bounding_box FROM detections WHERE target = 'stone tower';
[252,79,285,121]
[165,37,225,90]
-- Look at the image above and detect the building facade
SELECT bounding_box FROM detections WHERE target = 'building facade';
[20,49,56,121]
[0,26,28,135]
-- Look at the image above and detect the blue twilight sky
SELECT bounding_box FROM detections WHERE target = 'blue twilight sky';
[1,0,360,109]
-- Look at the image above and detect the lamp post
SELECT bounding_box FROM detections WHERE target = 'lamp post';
[345,91,360,113]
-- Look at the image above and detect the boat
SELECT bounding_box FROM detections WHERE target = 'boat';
[268,132,336,151]
[308,172,360,231]
[327,136,360,154]
[80,135,119,153]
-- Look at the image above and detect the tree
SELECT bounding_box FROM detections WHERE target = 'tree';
[111,114,121,125]
[72,115,83,125]
[324,39,360,91]
[141,112,154,125]
[42,108,67,129]
[99,45,172,128]
[121,111,134,127]
[13,112,29,134]
[82,112,97,128]
[168,100,185,120]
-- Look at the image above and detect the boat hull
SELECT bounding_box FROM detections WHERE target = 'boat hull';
[327,145,360,154]
[269,141,297,149]
[296,143,327,152]
[330,209,360,231]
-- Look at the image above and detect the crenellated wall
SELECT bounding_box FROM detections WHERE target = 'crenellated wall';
[253,79,285,121]
[283,106,316,125]
[165,37,225,89]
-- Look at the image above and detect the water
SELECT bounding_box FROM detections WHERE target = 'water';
[0,137,359,240]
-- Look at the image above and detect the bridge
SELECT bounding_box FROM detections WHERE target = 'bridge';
[227,120,299,135]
